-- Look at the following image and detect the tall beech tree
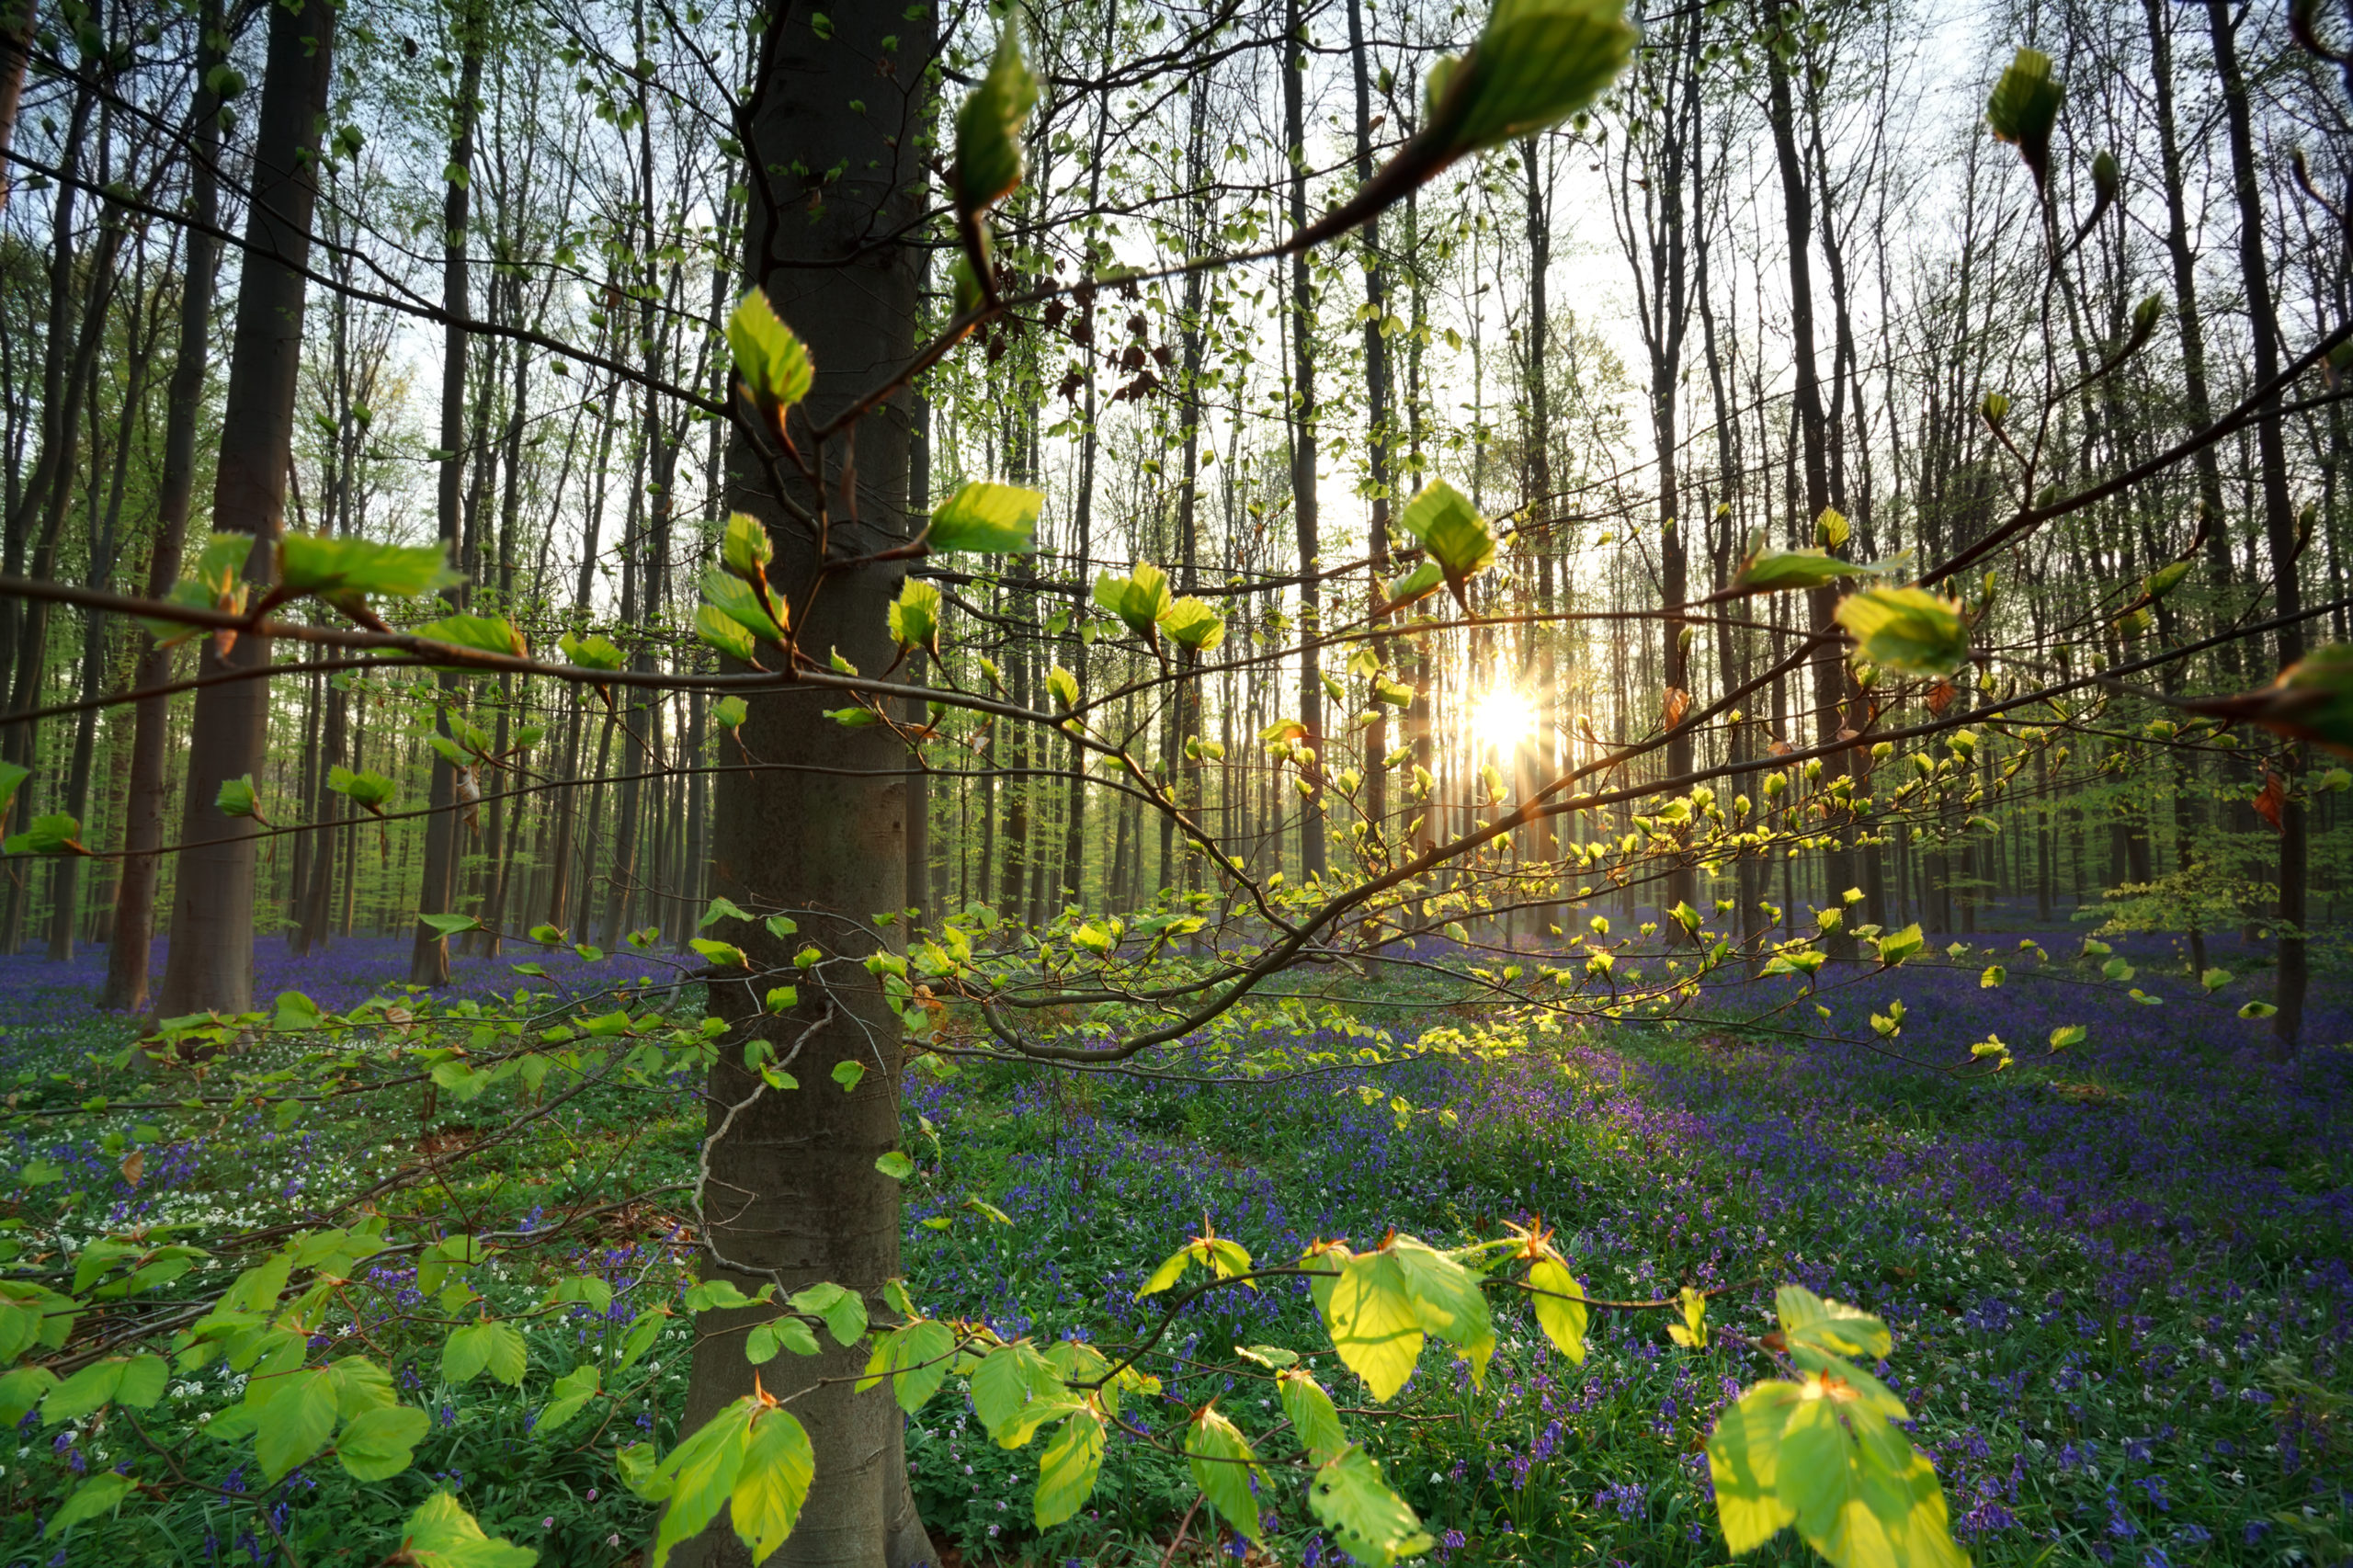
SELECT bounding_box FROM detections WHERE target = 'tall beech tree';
[153,0,336,1017]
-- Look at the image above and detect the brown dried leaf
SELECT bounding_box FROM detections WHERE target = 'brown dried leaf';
[1662,687,1690,730]
[2252,768,2286,832]
[1927,681,1958,717]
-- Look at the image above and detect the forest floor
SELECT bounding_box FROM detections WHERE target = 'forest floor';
[0,914,2347,1567]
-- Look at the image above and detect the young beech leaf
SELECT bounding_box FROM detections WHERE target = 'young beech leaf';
[1774,1285,1891,1361]
[533,1364,600,1437]
[558,630,627,671]
[0,760,28,819]
[1158,596,1227,653]
[409,613,527,660]
[890,577,942,650]
[335,1403,429,1481]
[747,1315,822,1364]
[952,24,1039,220]
[1396,481,1495,608]
[731,1405,816,1564]
[441,1320,528,1386]
[650,1398,756,1568]
[278,534,458,599]
[254,1368,341,1480]
[216,774,266,822]
[790,1281,870,1346]
[697,603,759,662]
[721,510,773,577]
[858,1319,956,1413]
[1318,1251,1421,1401]
[728,290,813,415]
[1833,587,1969,676]
[701,570,789,643]
[970,1341,1072,1448]
[928,481,1041,554]
[1186,1403,1267,1542]
[1667,1285,1708,1348]
[1033,1405,1107,1528]
[396,1492,540,1568]
[1381,558,1445,611]
[1420,0,1635,162]
[1986,46,2064,189]
[712,695,749,731]
[1309,1445,1434,1568]
[324,767,396,812]
[3,813,85,857]
[1732,546,1863,595]
[1278,1368,1348,1466]
[1525,1255,1588,1364]
[2180,642,2353,760]
[831,1060,867,1092]
[1094,562,1172,638]
[43,1471,133,1539]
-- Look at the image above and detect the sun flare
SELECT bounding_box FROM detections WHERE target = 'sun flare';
[1470,681,1535,754]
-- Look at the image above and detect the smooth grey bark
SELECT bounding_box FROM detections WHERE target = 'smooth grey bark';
[671,0,936,1562]
[152,0,334,1017]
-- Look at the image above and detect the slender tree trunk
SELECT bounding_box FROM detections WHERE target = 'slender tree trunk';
[674,0,936,1560]
[1762,0,1855,953]
[1285,0,1324,882]
[0,0,33,213]
[2206,0,2306,1058]
[153,0,335,1018]
[411,6,485,985]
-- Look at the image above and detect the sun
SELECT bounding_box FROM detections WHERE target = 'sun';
[1470,680,1535,755]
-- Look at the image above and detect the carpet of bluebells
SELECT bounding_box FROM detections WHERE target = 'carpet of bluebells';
[1,917,2347,1567]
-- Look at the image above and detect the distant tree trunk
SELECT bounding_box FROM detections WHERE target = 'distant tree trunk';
[671,0,936,1559]
[1762,0,1855,953]
[0,0,33,213]
[51,286,153,962]
[1349,0,1392,847]
[152,0,333,1017]
[2206,0,2306,1059]
[410,6,485,985]
[1285,0,1324,882]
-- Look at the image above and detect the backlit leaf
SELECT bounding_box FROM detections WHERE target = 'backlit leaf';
[730,1405,816,1562]
[1833,588,1969,677]
[929,482,1042,555]
[728,291,813,415]
[1186,1403,1266,1542]
[1308,1445,1433,1568]
[1033,1405,1106,1528]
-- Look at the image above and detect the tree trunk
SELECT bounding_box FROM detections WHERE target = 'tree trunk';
[1762,0,1855,953]
[411,6,486,985]
[0,0,32,213]
[2206,0,2305,1058]
[152,0,334,1018]
[672,0,935,1561]
[1285,0,1324,882]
